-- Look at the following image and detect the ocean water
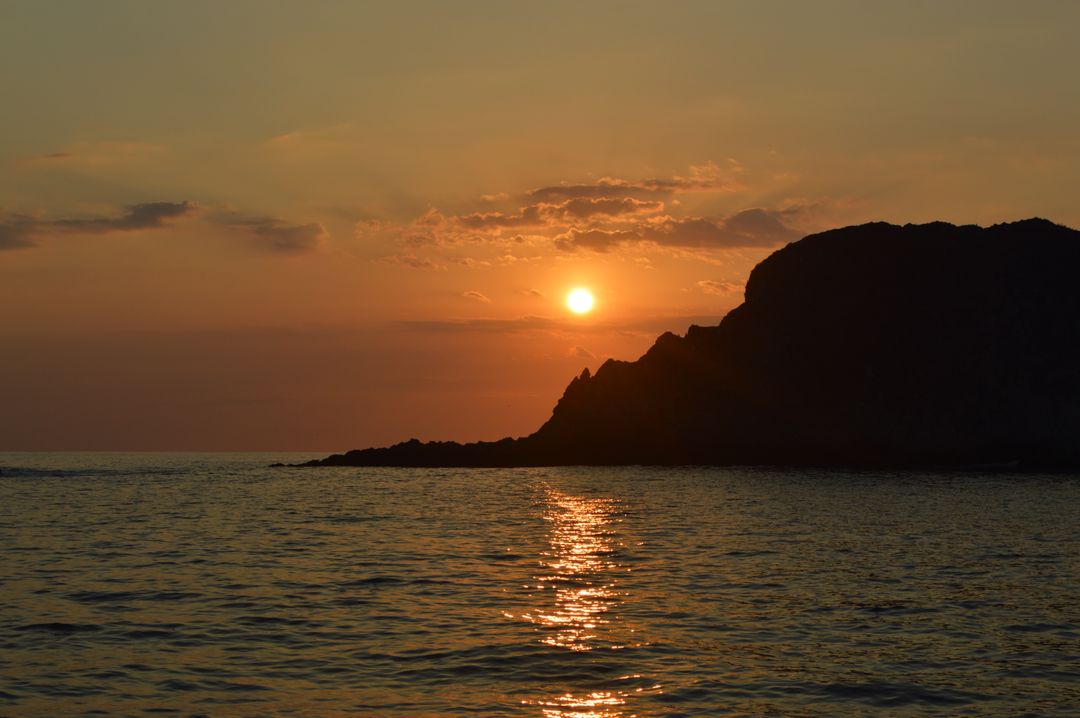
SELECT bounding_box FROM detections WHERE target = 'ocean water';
[0,454,1077,717]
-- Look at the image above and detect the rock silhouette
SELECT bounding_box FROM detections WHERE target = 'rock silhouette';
[301,219,1080,469]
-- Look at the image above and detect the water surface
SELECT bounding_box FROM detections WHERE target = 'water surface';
[1,453,1077,716]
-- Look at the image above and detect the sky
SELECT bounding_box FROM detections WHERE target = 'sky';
[2,1,1079,450]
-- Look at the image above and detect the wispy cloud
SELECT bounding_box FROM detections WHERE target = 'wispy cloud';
[250,222,327,253]
[212,213,327,253]
[384,254,447,270]
[0,201,196,250]
[54,202,195,234]
[0,203,335,254]
[697,279,744,296]
[17,141,167,167]
[359,163,815,268]
[453,196,664,235]
[554,208,801,252]
[462,290,492,303]
[264,123,356,150]
[527,162,741,201]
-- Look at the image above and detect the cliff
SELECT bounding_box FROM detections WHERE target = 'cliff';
[302,218,1080,469]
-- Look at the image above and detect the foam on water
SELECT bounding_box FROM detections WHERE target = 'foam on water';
[0,453,1077,716]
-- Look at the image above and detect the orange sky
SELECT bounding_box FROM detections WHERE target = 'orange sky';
[2,2,1079,449]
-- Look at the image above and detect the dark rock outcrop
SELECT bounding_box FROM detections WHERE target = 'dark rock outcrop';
[302,218,1080,469]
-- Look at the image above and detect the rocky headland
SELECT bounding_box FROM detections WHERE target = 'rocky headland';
[298,218,1080,469]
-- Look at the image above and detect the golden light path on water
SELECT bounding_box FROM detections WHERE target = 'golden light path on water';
[513,485,661,717]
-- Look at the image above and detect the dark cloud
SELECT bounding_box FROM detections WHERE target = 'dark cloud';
[523,288,545,298]
[214,213,327,253]
[720,207,802,244]
[528,165,737,202]
[372,164,750,251]
[384,254,446,270]
[0,215,38,250]
[394,208,450,247]
[250,221,327,253]
[529,181,639,202]
[0,202,196,250]
[369,166,808,267]
[553,227,639,253]
[454,197,663,236]
[556,197,662,219]
[554,208,801,252]
[457,205,544,231]
[52,201,196,234]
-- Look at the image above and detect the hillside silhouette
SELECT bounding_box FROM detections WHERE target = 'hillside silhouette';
[300,219,1080,469]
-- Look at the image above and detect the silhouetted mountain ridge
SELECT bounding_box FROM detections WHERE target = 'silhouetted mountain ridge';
[298,218,1080,468]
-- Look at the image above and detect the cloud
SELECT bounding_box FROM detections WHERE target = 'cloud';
[357,164,815,266]
[213,213,327,253]
[553,227,639,252]
[456,206,544,232]
[400,208,450,246]
[454,197,663,235]
[698,279,743,296]
[383,254,447,270]
[17,141,167,167]
[556,197,663,219]
[463,290,491,303]
[0,216,37,250]
[365,164,742,250]
[528,162,740,201]
[523,288,545,298]
[52,201,196,234]
[720,207,802,243]
[567,345,596,359]
[375,249,528,274]
[249,222,327,253]
[554,208,801,252]
[265,123,355,150]
[0,201,196,250]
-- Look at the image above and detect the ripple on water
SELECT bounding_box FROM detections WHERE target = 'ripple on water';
[0,456,1078,716]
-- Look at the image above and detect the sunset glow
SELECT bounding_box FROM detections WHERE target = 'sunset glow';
[567,289,595,315]
[1,3,1078,452]
[1,4,1078,717]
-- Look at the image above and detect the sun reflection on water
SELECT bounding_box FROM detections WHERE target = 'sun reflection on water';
[525,487,622,652]
[537,691,624,718]
[513,485,658,717]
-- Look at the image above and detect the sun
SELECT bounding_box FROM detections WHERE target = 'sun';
[567,288,595,314]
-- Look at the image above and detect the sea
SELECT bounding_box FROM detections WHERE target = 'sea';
[0,453,1077,717]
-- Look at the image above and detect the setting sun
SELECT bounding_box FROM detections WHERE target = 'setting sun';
[567,288,595,314]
